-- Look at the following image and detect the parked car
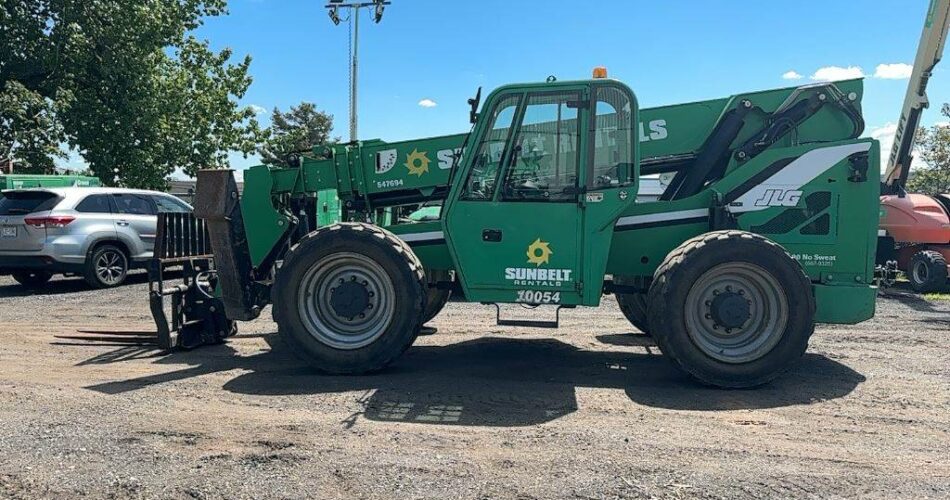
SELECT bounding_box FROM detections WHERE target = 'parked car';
[0,187,192,288]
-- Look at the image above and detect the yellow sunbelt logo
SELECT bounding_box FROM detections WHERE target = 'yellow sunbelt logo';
[526,238,553,266]
[505,238,573,287]
[405,149,431,177]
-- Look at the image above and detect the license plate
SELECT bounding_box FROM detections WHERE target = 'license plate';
[0,227,16,238]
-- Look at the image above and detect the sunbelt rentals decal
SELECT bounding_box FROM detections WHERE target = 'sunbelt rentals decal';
[376,147,462,176]
[505,238,573,305]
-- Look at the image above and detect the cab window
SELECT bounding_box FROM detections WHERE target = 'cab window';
[590,85,635,189]
[502,92,581,202]
[461,95,520,200]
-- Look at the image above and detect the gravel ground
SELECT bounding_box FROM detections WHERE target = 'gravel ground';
[0,273,948,499]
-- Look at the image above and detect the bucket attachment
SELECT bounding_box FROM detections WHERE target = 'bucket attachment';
[148,212,236,349]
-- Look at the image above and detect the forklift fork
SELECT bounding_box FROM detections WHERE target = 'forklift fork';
[148,212,236,350]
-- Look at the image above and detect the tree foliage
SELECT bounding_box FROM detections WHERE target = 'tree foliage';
[0,0,261,188]
[907,104,950,195]
[260,102,335,166]
[0,81,64,173]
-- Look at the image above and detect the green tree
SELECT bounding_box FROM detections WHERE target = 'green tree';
[260,102,334,166]
[907,104,950,195]
[0,0,261,188]
[0,81,64,173]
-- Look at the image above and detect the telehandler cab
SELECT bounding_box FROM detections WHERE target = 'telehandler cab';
[149,71,880,388]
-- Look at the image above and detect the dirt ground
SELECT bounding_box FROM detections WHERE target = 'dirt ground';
[0,272,948,499]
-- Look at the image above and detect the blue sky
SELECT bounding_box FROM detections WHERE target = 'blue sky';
[66,0,950,174]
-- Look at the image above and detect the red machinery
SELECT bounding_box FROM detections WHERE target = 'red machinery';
[879,193,950,291]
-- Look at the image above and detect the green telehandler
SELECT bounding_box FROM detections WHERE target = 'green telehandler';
[149,71,879,388]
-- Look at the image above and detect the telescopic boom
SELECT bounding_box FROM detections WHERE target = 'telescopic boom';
[882,0,950,194]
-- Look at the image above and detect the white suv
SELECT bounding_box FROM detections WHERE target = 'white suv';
[0,187,192,288]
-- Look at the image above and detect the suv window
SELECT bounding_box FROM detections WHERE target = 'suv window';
[0,191,62,215]
[152,195,190,213]
[112,193,155,215]
[75,194,113,214]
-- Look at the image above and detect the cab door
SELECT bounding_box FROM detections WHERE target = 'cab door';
[577,84,640,304]
[444,86,591,305]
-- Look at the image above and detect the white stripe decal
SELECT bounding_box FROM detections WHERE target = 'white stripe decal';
[399,231,444,243]
[728,142,872,214]
[615,208,709,228]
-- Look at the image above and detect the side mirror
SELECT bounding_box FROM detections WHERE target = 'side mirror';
[468,87,482,124]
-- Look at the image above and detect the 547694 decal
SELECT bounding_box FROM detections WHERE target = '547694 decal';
[516,290,561,304]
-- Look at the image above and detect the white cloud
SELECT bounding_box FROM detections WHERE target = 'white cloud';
[782,70,803,80]
[417,98,437,108]
[868,123,898,174]
[811,66,865,82]
[249,104,267,115]
[874,63,913,80]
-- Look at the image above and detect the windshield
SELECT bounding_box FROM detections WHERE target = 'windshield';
[0,191,61,215]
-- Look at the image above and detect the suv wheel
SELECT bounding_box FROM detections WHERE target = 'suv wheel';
[84,244,129,288]
[11,270,53,287]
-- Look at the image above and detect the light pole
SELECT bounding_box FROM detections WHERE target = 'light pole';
[325,0,391,143]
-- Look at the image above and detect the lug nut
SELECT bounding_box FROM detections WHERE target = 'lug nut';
[359,313,365,319]
[362,280,368,286]
[368,291,375,297]
[367,303,373,309]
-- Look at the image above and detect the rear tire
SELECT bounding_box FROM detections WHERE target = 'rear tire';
[422,270,453,324]
[908,250,947,293]
[11,270,53,287]
[647,230,815,388]
[83,244,129,288]
[273,223,426,374]
[614,275,650,335]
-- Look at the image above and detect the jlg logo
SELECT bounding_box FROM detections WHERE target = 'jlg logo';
[753,189,803,207]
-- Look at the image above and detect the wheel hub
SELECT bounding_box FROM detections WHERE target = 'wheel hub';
[330,280,371,319]
[684,262,789,364]
[709,291,750,329]
[297,252,395,350]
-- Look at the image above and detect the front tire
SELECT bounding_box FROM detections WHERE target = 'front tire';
[647,231,815,388]
[11,270,53,287]
[614,275,650,335]
[908,250,947,293]
[273,223,426,374]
